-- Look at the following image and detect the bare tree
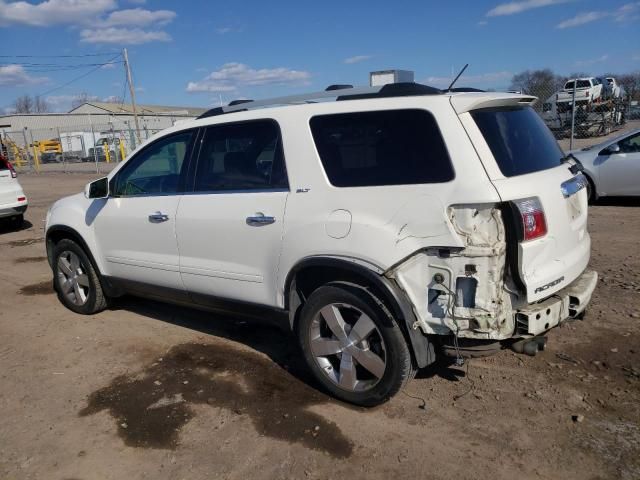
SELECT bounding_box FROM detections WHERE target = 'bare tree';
[12,95,50,113]
[71,92,94,110]
[510,69,565,106]
[33,96,49,113]
[13,95,34,113]
[618,72,640,100]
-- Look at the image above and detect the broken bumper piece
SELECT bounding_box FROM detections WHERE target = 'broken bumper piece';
[514,269,598,336]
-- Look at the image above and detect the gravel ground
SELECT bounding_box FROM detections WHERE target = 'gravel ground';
[0,169,638,480]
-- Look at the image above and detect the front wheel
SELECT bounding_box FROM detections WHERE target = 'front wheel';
[52,238,108,314]
[298,284,414,406]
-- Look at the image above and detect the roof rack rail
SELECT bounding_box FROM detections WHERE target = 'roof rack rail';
[337,82,442,101]
[229,99,253,106]
[325,84,353,91]
[449,87,485,93]
[196,82,443,119]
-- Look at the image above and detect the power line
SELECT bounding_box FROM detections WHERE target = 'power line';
[37,54,122,98]
[1,61,123,67]
[1,61,124,73]
[0,52,121,58]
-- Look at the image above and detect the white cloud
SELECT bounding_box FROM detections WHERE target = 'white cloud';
[477,20,488,26]
[186,63,312,93]
[343,55,372,64]
[80,27,171,44]
[0,64,48,86]
[103,8,175,27]
[486,0,570,17]
[0,1,175,45]
[424,71,512,88]
[0,0,116,26]
[556,3,640,28]
[556,11,608,28]
[613,1,640,21]
[573,54,609,67]
[215,26,243,34]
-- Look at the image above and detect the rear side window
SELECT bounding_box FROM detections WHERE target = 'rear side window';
[310,109,453,187]
[471,107,563,178]
[564,80,591,89]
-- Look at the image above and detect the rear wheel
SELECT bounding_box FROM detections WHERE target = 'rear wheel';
[11,214,23,228]
[298,284,414,406]
[52,239,108,314]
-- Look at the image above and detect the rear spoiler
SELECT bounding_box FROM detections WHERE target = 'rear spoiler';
[450,94,537,114]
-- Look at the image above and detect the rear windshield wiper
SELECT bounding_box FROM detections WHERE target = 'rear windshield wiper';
[560,153,584,174]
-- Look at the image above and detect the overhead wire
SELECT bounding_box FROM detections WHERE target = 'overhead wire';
[35,54,122,97]
[0,52,121,58]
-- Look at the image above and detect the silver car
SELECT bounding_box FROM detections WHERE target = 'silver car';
[571,128,640,200]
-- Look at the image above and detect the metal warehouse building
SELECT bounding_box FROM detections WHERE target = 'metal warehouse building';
[1,102,207,165]
[0,102,206,143]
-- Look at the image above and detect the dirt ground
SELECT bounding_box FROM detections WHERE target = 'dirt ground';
[1,169,638,480]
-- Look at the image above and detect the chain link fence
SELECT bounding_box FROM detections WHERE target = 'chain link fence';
[511,77,636,150]
[1,116,180,175]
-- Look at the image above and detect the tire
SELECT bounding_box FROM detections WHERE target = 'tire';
[584,174,596,204]
[52,238,108,314]
[11,214,24,228]
[298,283,414,406]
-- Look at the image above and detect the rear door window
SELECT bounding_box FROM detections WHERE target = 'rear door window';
[310,109,453,187]
[192,120,288,192]
[471,107,564,177]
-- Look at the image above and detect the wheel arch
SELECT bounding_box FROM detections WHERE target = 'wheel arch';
[46,225,120,297]
[284,256,436,368]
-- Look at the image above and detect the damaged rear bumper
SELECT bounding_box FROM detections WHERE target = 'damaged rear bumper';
[514,269,598,337]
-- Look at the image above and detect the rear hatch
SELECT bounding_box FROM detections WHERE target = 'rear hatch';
[0,158,19,205]
[453,95,590,303]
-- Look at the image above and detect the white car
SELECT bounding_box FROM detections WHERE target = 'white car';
[571,128,640,199]
[45,83,597,405]
[0,156,28,226]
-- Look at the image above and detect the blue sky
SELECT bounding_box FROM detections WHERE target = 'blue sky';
[1,0,639,112]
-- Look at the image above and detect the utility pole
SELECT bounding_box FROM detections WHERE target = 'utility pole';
[123,48,141,143]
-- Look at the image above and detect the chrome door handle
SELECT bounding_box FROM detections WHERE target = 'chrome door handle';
[148,211,169,223]
[246,213,276,226]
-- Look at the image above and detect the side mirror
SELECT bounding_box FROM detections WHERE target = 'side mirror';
[604,143,621,155]
[85,177,109,199]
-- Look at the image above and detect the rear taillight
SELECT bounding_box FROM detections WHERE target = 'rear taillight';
[17,196,26,202]
[1,157,17,178]
[514,198,547,241]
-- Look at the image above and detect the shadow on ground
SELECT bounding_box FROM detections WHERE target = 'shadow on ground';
[81,297,357,456]
[0,219,33,234]
[79,296,472,454]
[593,197,640,207]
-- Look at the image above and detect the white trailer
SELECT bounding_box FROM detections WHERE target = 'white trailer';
[60,132,101,161]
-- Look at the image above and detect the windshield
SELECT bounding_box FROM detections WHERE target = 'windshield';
[471,107,564,177]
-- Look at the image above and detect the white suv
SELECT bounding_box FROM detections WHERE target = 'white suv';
[45,83,597,406]
[0,155,28,226]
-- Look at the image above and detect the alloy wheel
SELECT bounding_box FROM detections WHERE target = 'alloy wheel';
[309,303,386,392]
[56,251,90,306]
